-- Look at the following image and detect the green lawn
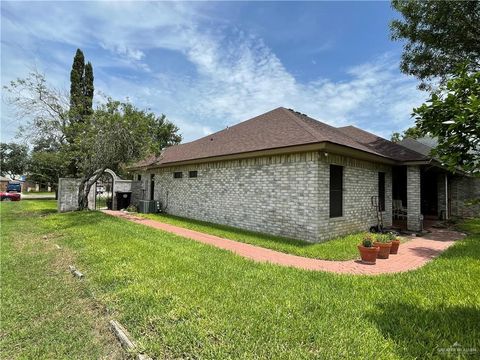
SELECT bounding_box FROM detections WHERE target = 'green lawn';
[0,201,121,359]
[1,201,479,359]
[138,212,408,260]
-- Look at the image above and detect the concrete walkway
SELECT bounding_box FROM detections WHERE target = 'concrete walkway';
[103,210,464,275]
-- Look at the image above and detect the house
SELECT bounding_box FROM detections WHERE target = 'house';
[129,107,480,242]
[0,176,10,192]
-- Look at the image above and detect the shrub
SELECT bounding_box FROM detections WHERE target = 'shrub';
[126,204,138,213]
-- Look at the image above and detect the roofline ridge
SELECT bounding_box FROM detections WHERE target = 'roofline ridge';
[281,108,324,142]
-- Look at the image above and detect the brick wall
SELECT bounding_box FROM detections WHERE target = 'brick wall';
[450,176,480,218]
[407,166,422,231]
[137,151,394,242]
[317,153,392,240]
[150,152,320,241]
[437,174,447,219]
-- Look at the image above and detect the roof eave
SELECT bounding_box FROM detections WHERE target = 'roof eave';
[135,141,397,170]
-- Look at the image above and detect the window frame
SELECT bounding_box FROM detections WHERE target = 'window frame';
[378,172,386,212]
[188,170,198,178]
[173,172,183,179]
[329,164,343,218]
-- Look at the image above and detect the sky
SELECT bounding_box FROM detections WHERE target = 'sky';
[1,1,427,144]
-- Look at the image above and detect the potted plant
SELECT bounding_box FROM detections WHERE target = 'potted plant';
[358,234,380,265]
[386,232,400,254]
[374,235,392,259]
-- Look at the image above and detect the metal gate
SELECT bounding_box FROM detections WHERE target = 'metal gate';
[95,172,113,210]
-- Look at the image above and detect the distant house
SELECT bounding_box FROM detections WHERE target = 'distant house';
[130,107,480,242]
[0,176,10,192]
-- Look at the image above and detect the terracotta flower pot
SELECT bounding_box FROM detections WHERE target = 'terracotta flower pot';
[374,242,392,259]
[390,240,400,254]
[358,245,379,265]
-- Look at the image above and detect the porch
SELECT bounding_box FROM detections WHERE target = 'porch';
[391,165,451,232]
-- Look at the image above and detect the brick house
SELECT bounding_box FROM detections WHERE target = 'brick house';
[130,107,479,242]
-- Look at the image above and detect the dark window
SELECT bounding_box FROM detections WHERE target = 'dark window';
[378,172,385,212]
[189,171,198,178]
[137,174,142,181]
[150,174,155,201]
[173,172,183,179]
[329,165,343,218]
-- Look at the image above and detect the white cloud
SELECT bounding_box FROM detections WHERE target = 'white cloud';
[1,1,426,144]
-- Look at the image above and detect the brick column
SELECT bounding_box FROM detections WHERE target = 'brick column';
[437,173,447,220]
[407,166,422,231]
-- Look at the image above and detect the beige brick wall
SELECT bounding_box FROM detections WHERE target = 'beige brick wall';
[317,153,392,240]
[149,152,320,241]
[450,175,480,218]
[136,151,394,242]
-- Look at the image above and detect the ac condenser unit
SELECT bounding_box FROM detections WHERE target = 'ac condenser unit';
[138,200,161,213]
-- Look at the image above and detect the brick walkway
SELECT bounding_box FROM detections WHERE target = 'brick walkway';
[103,211,464,275]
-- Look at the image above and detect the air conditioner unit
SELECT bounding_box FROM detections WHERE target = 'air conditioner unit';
[138,200,161,213]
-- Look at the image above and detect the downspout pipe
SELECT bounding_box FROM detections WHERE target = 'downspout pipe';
[445,173,449,220]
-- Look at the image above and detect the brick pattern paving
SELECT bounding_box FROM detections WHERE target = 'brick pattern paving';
[103,211,464,275]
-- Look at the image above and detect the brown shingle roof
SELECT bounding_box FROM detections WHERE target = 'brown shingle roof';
[336,126,427,161]
[132,107,427,169]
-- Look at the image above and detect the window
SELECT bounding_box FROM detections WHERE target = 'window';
[378,172,385,212]
[150,174,155,201]
[189,171,198,178]
[173,172,183,179]
[137,174,142,181]
[329,165,343,218]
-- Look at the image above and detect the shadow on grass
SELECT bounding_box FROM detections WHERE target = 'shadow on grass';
[368,302,480,358]
[54,210,111,230]
[436,234,480,261]
[151,213,316,248]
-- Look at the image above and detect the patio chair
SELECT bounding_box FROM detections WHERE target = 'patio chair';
[393,199,407,220]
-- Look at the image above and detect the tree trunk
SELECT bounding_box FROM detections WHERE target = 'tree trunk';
[77,167,107,210]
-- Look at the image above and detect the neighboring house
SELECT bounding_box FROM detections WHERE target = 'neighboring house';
[130,107,480,242]
[0,176,10,192]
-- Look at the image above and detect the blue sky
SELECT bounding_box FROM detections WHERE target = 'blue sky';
[1,1,426,143]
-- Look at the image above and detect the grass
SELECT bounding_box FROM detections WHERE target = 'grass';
[138,212,407,260]
[0,201,122,359]
[1,201,479,359]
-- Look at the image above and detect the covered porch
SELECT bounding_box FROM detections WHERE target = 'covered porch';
[391,164,451,232]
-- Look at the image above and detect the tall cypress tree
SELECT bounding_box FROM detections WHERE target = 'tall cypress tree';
[68,49,94,176]
[83,62,94,116]
[69,49,94,121]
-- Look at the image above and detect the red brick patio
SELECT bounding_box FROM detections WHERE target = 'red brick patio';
[103,210,465,275]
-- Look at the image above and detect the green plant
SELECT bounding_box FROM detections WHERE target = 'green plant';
[376,233,393,243]
[362,233,375,247]
[126,204,138,213]
[385,232,398,241]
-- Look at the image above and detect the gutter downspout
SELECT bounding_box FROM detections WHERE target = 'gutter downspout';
[445,173,449,220]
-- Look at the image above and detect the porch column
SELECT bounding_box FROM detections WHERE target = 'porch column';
[407,165,422,231]
[437,173,447,220]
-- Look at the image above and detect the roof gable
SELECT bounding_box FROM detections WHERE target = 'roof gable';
[133,108,428,169]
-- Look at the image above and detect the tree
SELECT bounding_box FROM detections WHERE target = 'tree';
[412,66,480,174]
[70,49,94,120]
[75,100,181,210]
[3,70,70,146]
[0,142,29,179]
[390,125,423,142]
[3,53,181,210]
[27,141,68,197]
[68,49,94,176]
[147,113,182,155]
[391,0,480,89]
